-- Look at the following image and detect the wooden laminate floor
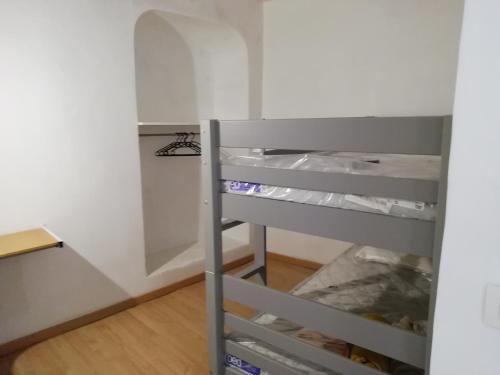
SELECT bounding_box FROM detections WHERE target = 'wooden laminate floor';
[0,259,315,375]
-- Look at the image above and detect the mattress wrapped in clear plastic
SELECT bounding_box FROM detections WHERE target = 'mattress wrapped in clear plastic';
[221,152,440,221]
[226,246,430,374]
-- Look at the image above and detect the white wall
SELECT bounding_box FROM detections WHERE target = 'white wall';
[135,12,199,122]
[263,0,463,118]
[0,0,262,345]
[431,1,500,374]
[135,12,201,274]
[262,0,464,263]
[134,10,253,274]
[139,134,204,274]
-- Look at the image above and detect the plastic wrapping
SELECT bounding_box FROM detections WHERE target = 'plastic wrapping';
[221,152,438,221]
[354,246,433,276]
[227,246,430,374]
[222,182,435,221]
[222,151,440,180]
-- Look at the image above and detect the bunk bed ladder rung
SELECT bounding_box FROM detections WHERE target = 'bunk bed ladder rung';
[221,165,439,203]
[222,194,435,258]
[225,313,386,375]
[223,275,427,369]
[218,117,444,155]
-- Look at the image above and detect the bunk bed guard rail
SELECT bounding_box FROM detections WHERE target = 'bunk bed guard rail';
[201,117,451,375]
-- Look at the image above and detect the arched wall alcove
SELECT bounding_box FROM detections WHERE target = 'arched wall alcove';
[153,10,250,119]
[135,12,199,122]
[134,10,250,275]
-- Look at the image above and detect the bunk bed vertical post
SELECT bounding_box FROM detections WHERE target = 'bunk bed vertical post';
[250,224,267,284]
[250,146,267,285]
[201,119,225,374]
[425,116,452,374]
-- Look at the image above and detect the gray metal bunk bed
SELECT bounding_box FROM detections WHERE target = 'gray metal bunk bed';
[201,116,451,375]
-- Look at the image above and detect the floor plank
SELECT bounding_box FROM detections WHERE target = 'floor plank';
[0,259,315,375]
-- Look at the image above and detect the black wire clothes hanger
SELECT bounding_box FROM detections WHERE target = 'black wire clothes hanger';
[155,132,201,157]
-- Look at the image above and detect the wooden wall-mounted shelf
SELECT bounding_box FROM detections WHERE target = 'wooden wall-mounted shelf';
[0,228,63,259]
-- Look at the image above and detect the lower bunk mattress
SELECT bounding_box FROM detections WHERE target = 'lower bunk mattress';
[222,152,440,221]
[226,246,432,374]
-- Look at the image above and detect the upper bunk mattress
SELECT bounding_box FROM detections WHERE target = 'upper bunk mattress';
[222,152,441,221]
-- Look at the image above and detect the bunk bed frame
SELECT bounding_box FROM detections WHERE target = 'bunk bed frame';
[202,116,451,375]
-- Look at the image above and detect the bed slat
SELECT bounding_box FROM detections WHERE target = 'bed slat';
[223,275,427,368]
[221,165,438,203]
[222,194,434,257]
[225,313,386,375]
[219,117,444,155]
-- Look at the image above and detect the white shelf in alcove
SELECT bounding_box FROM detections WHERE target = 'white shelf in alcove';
[138,122,200,136]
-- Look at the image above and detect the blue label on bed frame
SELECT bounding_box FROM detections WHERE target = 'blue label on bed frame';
[228,181,262,193]
[225,353,261,375]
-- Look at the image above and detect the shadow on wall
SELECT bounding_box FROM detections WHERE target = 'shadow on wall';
[0,243,131,347]
[152,10,250,119]
[134,9,250,124]
[134,10,250,275]
[139,134,202,274]
[134,12,199,122]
